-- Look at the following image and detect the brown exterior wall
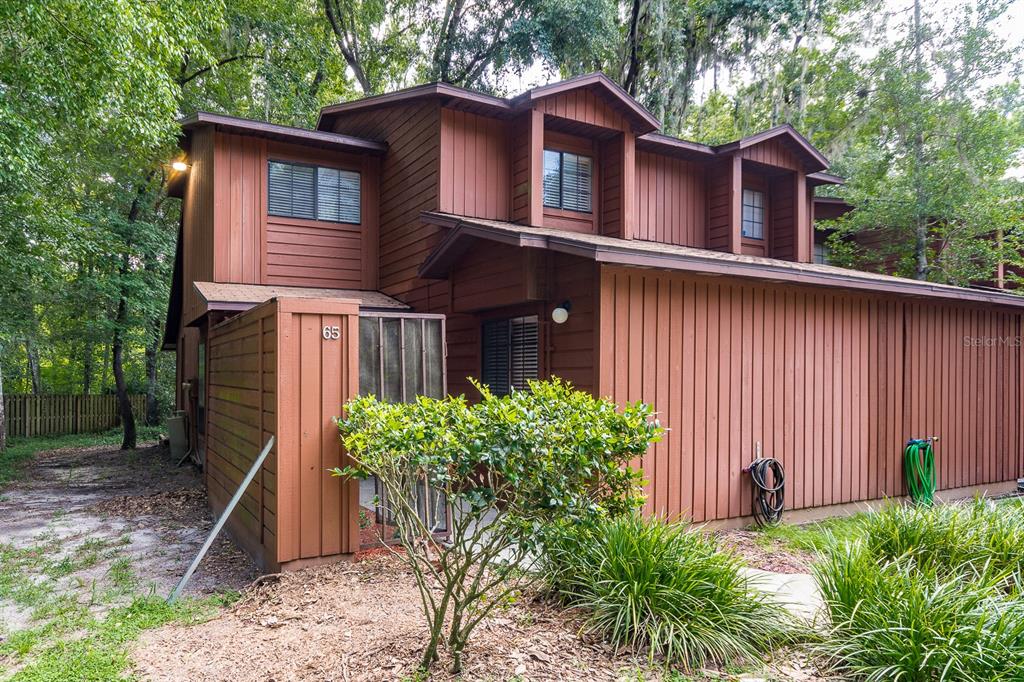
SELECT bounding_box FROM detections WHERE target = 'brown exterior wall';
[206,301,278,568]
[635,151,707,247]
[439,108,510,220]
[442,248,598,398]
[206,132,378,294]
[205,297,361,570]
[325,100,443,306]
[597,265,1023,522]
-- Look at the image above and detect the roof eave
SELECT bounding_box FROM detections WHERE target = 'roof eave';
[180,111,387,154]
[419,212,1024,310]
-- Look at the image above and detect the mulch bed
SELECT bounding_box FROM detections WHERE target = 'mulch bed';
[716,529,816,574]
[133,553,666,681]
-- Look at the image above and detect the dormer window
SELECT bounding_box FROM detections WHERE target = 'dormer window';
[742,188,765,239]
[543,149,592,213]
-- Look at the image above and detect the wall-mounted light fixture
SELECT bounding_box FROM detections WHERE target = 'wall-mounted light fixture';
[171,160,190,172]
[551,300,572,325]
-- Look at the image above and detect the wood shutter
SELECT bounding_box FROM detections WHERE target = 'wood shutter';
[481,316,539,396]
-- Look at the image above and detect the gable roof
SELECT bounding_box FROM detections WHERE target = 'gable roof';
[318,73,659,134]
[419,212,1024,310]
[510,73,660,133]
[713,124,829,172]
[181,111,387,153]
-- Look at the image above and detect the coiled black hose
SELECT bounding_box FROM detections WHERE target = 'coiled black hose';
[748,457,785,526]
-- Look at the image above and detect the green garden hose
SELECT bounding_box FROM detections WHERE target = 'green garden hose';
[904,438,937,505]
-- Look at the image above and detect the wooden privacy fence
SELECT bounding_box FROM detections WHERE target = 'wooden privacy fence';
[3,394,146,438]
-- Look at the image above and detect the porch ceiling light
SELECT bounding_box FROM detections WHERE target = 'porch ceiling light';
[171,160,190,172]
[551,300,572,325]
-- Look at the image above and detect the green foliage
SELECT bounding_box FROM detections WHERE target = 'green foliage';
[334,377,661,672]
[853,498,1024,588]
[542,514,797,669]
[748,512,869,555]
[815,541,1024,681]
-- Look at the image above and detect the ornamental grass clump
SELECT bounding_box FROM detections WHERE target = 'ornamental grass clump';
[542,514,796,669]
[814,540,1024,681]
[857,498,1024,589]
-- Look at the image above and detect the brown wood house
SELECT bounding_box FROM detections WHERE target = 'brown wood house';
[164,73,1024,571]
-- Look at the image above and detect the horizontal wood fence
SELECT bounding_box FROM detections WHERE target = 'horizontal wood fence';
[3,394,146,438]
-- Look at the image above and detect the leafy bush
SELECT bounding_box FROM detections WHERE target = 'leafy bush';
[814,541,1024,681]
[334,378,661,673]
[542,514,796,669]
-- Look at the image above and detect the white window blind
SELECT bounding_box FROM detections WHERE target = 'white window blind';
[268,160,360,224]
[742,188,765,239]
[542,149,592,213]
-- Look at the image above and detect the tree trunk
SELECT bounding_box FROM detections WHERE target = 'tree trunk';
[25,339,41,394]
[144,316,161,426]
[82,340,93,395]
[0,355,6,452]
[113,266,137,449]
[911,0,929,280]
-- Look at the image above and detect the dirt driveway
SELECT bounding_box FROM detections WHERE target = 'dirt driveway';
[0,440,257,632]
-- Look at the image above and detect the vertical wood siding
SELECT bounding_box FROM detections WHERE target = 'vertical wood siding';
[438,108,510,220]
[182,127,216,324]
[205,133,374,293]
[740,139,801,170]
[706,160,732,250]
[533,89,631,132]
[635,151,707,247]
[275,299,361,564]
[598,266,1023,522]
[206,297,361,570]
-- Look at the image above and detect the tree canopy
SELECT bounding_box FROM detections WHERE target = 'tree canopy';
[0,0,1020,446]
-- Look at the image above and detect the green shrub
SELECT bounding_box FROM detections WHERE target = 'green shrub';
[542,514,795,669]
[334,378,661,673]
[814,541,1024,681]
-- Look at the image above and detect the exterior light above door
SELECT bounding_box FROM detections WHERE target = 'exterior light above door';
[171,160,190,172]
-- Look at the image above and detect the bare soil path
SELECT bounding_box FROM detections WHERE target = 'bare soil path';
[0,440,257,632]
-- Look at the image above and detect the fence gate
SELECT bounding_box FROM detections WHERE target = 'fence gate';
[357,313,448,545]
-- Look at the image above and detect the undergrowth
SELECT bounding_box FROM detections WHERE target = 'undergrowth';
[814,499,1024,680]
[543,514,800,670]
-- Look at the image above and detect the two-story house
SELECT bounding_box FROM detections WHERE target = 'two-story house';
[164,73,1024,571]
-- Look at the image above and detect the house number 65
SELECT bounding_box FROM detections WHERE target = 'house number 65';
[322,325,340,340]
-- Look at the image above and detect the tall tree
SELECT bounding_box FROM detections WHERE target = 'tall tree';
[826,0,1024,284]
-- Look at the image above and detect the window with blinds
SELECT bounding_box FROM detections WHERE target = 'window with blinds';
[741,188,765,239]
[542,149,592,213]
[268,160,360,224]
[481,316,539,396]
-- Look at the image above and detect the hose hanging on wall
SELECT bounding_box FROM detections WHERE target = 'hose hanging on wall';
[745,444,785,526]
[904,437,937,505]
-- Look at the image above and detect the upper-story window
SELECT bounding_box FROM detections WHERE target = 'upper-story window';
[813,241,831,265]
[742,188,765,239]
[543,149,592,213]
[268,160,360,224]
